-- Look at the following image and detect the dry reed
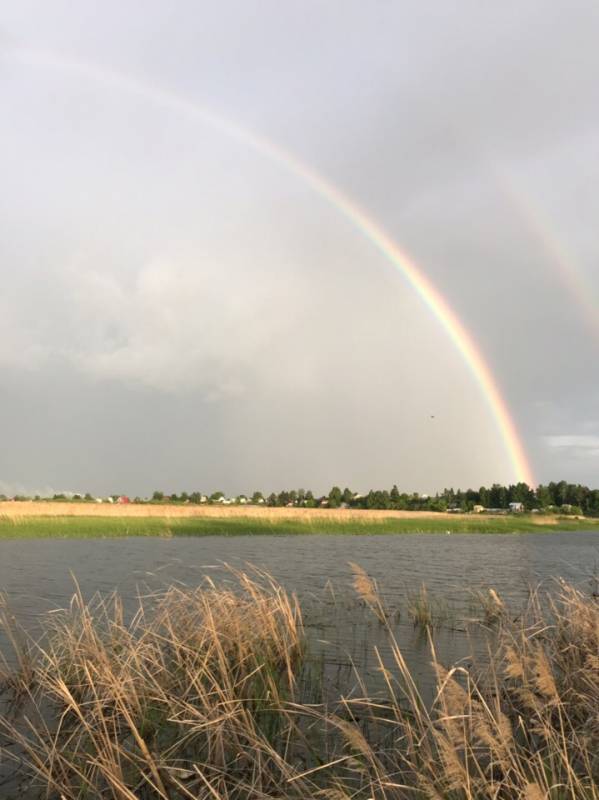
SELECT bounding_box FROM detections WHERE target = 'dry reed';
[350,562,389,622]
[0,500,540,522]
[1,570,598,799]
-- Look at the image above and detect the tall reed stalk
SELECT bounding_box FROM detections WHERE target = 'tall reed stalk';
[1,570,598,798]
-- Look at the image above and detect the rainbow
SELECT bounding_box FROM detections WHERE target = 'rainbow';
[5,47,535,486]
[495,169,599,344]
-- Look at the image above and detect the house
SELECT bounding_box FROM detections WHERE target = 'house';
[473,505,485,513]
[509,502,524,512]
[117,496,130,504]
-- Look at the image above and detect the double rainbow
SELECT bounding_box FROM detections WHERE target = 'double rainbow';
[6,47,535,486]
[496,168,599,345]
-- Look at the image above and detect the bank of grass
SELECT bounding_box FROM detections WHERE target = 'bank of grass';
[1,569,599,798]
[0,512,598,539]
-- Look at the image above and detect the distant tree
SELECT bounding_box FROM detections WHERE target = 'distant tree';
[278,490,290,506]
[189,492,203,504]
[267,492,278,507]
[390,484,400,507]
[342,487,354,505]
[251,491,264,504]
[489,484,507,508]
[152,491,164,502]
[479,486,490,508]
[328,486,342,508]
[509,482,534,508]
[555,480,569,507]
[465,489,479,510]
[366,490,377,509]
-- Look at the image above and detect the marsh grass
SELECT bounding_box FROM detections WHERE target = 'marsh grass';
[407,583,451,629]
[470,587,508,626]
[1,570,599,798]
[0,568,312,798]
[1,511,598,540]
[350,563,390,622]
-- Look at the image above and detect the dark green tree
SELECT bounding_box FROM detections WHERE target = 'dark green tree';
[328,486,342,508]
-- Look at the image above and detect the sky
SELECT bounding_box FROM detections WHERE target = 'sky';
[0,0,598,497]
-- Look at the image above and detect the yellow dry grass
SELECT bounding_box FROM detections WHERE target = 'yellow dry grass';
[1,572,599,798]
[1,500,464,521]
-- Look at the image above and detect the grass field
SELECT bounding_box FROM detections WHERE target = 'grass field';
[0,501,546,520]
[0,502,598,538]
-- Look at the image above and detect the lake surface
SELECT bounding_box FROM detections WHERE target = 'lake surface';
[2,531,598,613]
[1,532,599,793]
[1,531,598,681]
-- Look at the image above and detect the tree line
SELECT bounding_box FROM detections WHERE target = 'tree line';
[2,480,598,516]
[260,481,599,516]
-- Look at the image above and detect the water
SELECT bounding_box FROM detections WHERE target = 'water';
[1,531,598,681]
[1,532,598,794]
[1,531,598,616]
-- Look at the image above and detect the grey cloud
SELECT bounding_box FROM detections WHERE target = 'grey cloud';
[0,481,78,498]
[546,436,599,454]
[1,1,598,493]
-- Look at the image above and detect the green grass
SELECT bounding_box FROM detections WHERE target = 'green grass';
[0,513,598,539]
